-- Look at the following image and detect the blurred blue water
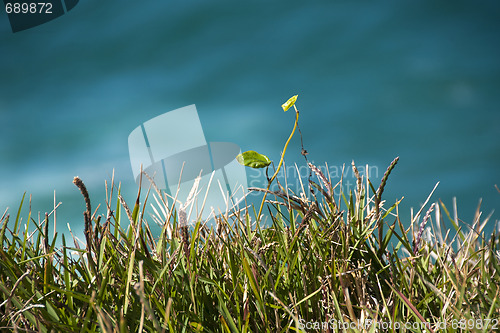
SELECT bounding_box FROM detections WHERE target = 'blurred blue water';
[1,1,499,242]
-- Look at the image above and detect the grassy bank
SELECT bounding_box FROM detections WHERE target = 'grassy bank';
[1,98,499,332]
[1,166,499,332]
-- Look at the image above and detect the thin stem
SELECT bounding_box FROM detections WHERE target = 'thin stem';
[257,106,299,221]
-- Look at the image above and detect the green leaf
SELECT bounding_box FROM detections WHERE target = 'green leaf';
[236,151,271,169]
[281,95,298,112]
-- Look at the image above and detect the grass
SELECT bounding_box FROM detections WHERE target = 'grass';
[1,101,499,332]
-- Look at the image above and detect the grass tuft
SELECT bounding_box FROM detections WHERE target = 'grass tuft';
[1,103,499,332]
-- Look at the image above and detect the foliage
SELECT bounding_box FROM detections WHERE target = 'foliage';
[1,97,499,332]
[236,151,271,169]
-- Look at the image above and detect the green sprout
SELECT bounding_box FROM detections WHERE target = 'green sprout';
[236,95,299,221]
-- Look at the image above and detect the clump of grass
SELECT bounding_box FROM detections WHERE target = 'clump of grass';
[1,99,499,332]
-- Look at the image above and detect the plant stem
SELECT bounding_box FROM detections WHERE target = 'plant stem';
[257,105,299,222]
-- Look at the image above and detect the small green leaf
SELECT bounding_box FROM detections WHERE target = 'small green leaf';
[281,95,298,112]
[236,151,271,169]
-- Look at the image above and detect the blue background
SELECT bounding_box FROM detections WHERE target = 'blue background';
[1,1,499,241]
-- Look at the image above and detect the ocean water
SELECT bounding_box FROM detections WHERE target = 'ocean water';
[1,1,499,243]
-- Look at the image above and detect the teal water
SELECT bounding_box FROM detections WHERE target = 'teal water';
[1,1,499,243]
